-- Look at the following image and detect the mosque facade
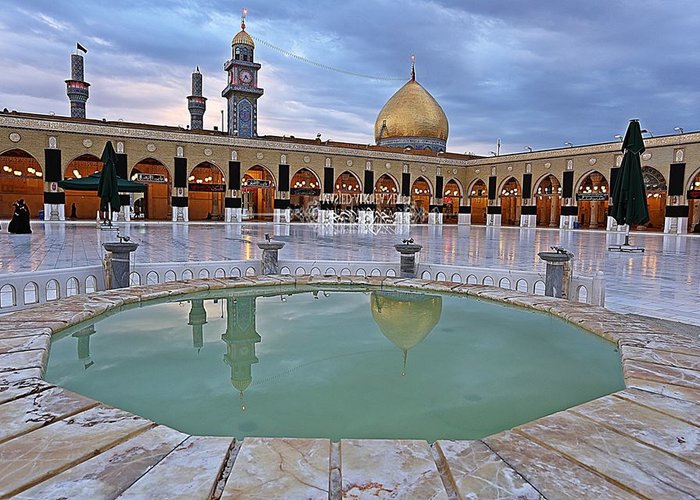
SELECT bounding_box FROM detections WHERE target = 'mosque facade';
[1,18,699,233]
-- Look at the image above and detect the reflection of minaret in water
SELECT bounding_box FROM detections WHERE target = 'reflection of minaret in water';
[222,296,261,411]
[371,292,442,376]
[72,325,96,369]
[187,299,207,352]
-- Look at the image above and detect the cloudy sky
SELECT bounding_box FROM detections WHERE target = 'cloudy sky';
[1,0,698,155]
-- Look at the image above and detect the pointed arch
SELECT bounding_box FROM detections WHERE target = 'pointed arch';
[0,148,44,219]
[241,164,276,220]
[131,157,171,220]
[189,161,226,221]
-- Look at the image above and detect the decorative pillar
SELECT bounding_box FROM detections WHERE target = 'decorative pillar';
[102,240,139,289]
[538,248,574,299]
[394,241,422,278]
[257,239,285,274]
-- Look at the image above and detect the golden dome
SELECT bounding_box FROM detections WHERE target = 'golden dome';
[374,78,449,143]
[370,291,442,350]
[232,29,254,47]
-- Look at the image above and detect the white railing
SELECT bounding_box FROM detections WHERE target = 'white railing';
[0,259,604,313]
[0,265,104,313]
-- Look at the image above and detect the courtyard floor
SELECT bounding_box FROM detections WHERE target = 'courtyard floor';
[1,221,698,325]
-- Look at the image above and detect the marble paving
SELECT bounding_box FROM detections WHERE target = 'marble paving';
[1,222,699,325]
[0,276,698,498]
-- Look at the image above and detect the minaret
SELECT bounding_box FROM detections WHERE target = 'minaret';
[65,50,90,118]
[222,8,264,137]
[187,66,207,130]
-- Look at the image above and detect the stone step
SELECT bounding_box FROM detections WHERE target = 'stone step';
[118,435,233,499]
[222,437,330,499]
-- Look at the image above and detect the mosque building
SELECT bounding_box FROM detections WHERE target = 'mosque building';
[1,13,699,233]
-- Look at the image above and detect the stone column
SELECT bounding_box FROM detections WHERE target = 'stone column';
[550,195,559,227]
[102,242,139,289]
[394,242,422,278]
[257,240,285,275]
[538,249,574,299]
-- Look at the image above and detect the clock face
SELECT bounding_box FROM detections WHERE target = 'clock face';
[239,70,253,85]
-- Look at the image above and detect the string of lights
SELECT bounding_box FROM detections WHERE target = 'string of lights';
[250,35,405,81]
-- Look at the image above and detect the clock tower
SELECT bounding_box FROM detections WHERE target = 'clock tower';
[222,9,263,138]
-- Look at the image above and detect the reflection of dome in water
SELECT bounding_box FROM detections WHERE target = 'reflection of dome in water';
[371,291,442,374]
[374,65,449,152]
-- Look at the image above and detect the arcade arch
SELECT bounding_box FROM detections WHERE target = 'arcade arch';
[469,179,487,225]
[374,174,399,213]
[334,171,362,210]
[130,158,171,220]
[242,165,275,220]
[0,149,43,219]
[499,177,521,226]
[641,166,667,231]
[442,178,462,224]
[290,168,320,221]
[686,168,700,232]
[576,171,608,229]
[411,176,432,223]
[189,161,225,221]
[63,154,102,219]
[535,174,561,227]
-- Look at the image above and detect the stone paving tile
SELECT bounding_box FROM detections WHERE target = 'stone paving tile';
[625,377,700,404]
[0,377,52,405]
[0,386,98,444]
[621,344,700,371]
[483,430,637,499]
[0,332,50,354]
[0,322,63,335]
[434,440,540,499]
[0,349,47,373]
[222,437,330,499]
[623,358,700,390]
[571,394,700,466]
[340,439,447,499]
[614,388,700,426]
[516,410,700,498]
[16,425,189,500]
[620,336,700,357]
[119,435,232,500]
[0,405,153,498]
[0,367,43,387]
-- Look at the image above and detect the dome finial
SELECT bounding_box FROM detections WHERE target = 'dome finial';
[411,54,416,81]
[241,7,248,30]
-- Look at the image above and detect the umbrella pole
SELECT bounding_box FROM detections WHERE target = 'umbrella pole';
[624,224,630,247]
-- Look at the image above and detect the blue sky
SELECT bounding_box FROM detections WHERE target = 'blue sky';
[1,0,698,155]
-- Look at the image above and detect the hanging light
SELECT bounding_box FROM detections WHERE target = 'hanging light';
[2,165,10,172]
[73,169,80,177]
[27,167,35,174]
[13,170,22,176]
[35,171,43,177]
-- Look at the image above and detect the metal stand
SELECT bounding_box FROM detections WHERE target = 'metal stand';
[608,225,644,253]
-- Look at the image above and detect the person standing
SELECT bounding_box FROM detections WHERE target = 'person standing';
[8,199,32,234]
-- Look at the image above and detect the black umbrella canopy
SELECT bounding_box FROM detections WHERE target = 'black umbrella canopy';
[98,141,121,212]
[610,120,649,227]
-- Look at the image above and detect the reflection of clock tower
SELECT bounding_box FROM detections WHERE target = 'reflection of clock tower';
[222,9,264,138]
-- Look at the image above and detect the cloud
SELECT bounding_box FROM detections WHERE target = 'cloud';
[2,0,700,155]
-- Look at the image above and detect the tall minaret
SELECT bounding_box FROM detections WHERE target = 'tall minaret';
[187,66,207,130]
[65,49,90,118]
[222,8,264,137]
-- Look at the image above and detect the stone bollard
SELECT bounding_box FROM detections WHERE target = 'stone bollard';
[257,239,285,275]
[537,247,574,299]
[102,241,139,289]
[394,241,422,278]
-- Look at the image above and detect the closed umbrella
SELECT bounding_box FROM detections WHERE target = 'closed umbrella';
[609,119,649,252]
[97,141,121,223]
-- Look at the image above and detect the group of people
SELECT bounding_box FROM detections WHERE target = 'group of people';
[6,199,32,234]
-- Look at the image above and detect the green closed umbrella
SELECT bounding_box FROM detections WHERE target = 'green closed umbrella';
[97,141,121,219]
[609,120,649,251]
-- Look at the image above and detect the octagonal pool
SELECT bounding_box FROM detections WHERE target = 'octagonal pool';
[46,285,624,442]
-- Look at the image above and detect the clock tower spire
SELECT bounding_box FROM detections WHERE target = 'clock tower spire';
[222,8,264,137]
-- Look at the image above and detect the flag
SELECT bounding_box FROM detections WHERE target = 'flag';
[76,42,87,54]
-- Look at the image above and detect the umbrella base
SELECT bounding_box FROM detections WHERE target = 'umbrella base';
[608,244,644,253]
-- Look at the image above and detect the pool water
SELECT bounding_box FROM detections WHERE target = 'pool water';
[46,288,624,442]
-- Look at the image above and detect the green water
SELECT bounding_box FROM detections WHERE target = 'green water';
[46,288,624,442]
